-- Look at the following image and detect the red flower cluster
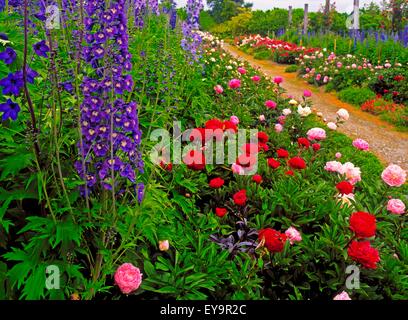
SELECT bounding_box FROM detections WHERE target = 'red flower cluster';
[209,177,224,189]
[347,241,380,269]
[183,150,206,171]
[258,228,287,253]
[336,181,354,195]
[233,189,247,206]
[159,160,173,172]
[205,118,237,133]
[288,157,306,170]
[349,211,376,238]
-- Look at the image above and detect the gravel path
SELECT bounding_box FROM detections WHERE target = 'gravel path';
[223,43,408,170]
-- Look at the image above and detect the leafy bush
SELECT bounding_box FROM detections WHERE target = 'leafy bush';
[285,65,298,73]
[338,87,376,106]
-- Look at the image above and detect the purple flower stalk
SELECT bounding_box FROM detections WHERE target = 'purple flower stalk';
[78,0,144,199]
[181,0,203,63]
[148,0,159,15]
[134,0,147,29]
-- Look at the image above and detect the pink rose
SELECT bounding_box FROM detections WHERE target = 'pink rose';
[275,123,283,133]
[214,85,223,94]
[381,164,406,187]
[307,128,326,141]
[237,67,246,74]
[333,291,351,300]
[273,76,283,84]
[228,79,241,89]
[251,75,260,82]
[230,115,239,125]
[387,199,406,214]
[265,100,277,109]
[303,90,312,97]
[114,263,142,294]
[285,227,302,244]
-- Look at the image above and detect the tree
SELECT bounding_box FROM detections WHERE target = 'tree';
[207,0,252,23]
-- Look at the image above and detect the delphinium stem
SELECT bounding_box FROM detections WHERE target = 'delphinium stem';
[23,0,41,162]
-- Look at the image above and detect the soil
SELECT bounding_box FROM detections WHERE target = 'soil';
[223,43,408,170]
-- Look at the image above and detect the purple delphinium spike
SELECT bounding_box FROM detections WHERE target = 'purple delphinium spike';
[78,0,144,200]
[181,0,203,63]
[134,0,147,29]
[148,0,159,15]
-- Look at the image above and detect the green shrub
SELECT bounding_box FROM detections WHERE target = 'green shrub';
[285,65,298,73]
[253,49,272,60]
[338,87,376,106]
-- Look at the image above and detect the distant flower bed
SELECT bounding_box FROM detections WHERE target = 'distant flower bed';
[235,35,320,64]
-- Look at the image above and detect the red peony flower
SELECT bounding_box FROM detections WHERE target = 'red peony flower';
[205,119,224,130]
[349,211,376,238]
[242,143,260,155]
[223,120,238,133]
[159,161,173,171]
[236,154,257,168]
[259,143,269,152]
[277,148,289,158]
[288,157,306,169]
[183,150,206,171]
[312,143,321,151]
[257,132,269,144]
[267,158,280,169]
[209,177,225,189]
[336,181,354,195]
[347,241,380,269]
[189,128,207,145]
[285,170,294,176]
[233,189,247,206]
[258,228,287,253]
[215,207,228,217]
[252,174,263,184]
[298,137,310,148]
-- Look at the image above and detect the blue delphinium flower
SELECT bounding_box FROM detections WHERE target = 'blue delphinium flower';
[0,99,21,121]
[181,0,203,63]
[78,0,144,199]
[0,47,17,65]
[33,40,50,58]
[0,72,24,95]
[134,0,147,29]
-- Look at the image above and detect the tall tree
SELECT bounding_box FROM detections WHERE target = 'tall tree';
[207,0,252,23]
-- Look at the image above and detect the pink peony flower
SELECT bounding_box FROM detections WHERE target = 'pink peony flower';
[381,164,406,187]
[159,240,170,251]
[275,123,283,133]
[251,75,260,82]
[387,199,406,214]
[285,227,302,245]
[336,108,349,120]
[231,163,245,175]
[114,263,142,294]
[228,79,241,89]
[335,152,342,159]
[214,85,224,94]
[237,67,246,74]
[316,74,322,81]
[273,76,283,84]
[341,162,362,185]
[327,122,337,130]
[230,115,239,125]
[303,90,312,97]
[259,114,265,121]
[333,291,351,300]
[282,108,292,116]
[307,128,326,141]
[324,161,343,173]
[265,100,277,109]
[352,138,369,151]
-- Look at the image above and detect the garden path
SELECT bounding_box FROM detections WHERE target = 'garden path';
[223,43,408,170]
